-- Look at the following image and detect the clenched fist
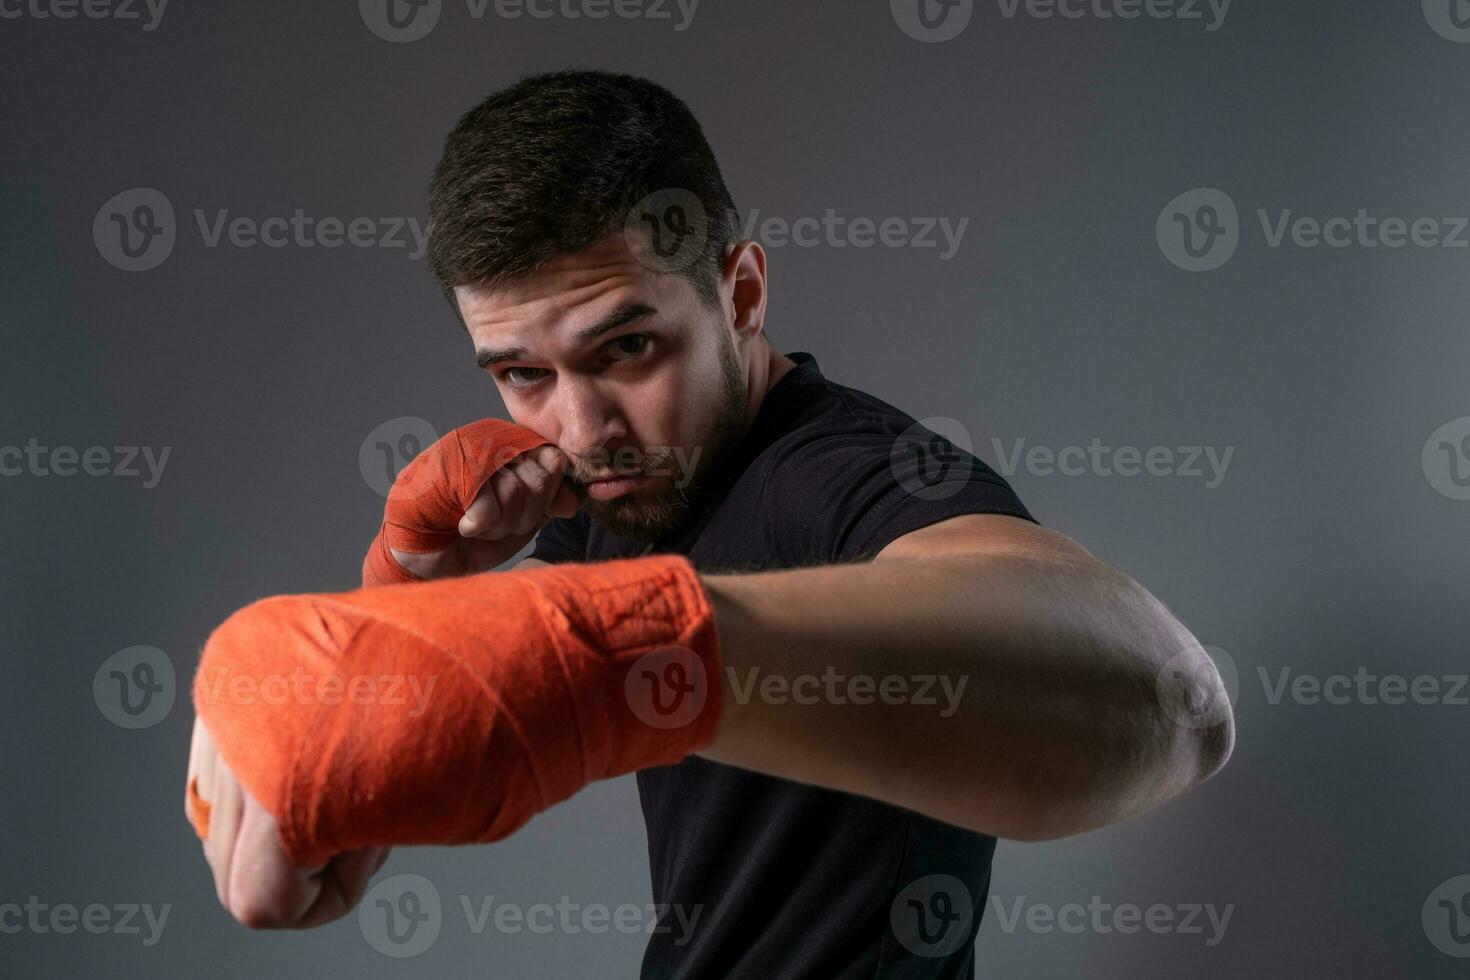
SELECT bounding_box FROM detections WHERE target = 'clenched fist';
[185,716,390,929]
[364,419,581,584]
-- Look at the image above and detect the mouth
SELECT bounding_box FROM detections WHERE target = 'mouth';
[582,472,649,501]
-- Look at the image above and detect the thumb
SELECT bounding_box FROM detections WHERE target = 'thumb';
[547,482,580,520]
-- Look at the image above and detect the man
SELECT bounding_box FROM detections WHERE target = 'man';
[186,69,1234,978]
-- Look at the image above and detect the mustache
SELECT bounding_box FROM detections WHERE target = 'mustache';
[563,446,677,485]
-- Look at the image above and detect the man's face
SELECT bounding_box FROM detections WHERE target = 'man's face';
[457,235,749,542]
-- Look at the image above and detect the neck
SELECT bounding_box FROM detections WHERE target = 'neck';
[744,340,798,430]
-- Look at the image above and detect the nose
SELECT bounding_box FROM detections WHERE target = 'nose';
[555,377,627,468]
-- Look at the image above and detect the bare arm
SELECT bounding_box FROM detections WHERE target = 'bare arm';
[696,513,1235,842]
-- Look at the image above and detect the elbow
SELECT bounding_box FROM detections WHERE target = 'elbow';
[1000,677,1238,845]
[1161,638,1238,792]
[1183,683,1236,787]
[1001,730,1235,844]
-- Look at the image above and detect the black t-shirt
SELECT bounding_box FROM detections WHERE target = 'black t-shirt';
[530,351,1038,979]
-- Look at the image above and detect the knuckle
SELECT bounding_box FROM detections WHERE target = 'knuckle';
[231,898,282,930]
[519,468,550,497]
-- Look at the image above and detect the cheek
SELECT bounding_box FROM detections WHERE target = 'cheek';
[626,360,704,449]
[506,404,555,442]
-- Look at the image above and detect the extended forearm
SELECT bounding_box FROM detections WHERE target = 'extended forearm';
[699,552,1233,841]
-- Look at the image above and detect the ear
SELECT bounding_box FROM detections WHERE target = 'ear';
[722,240,768,344]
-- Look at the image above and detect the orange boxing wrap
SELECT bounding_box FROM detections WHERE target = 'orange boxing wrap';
[186,555,722,867]
[361,419,554,587]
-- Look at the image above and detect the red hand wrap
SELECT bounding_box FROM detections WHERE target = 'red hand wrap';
[187,555,722,867]
[362,419,553,587]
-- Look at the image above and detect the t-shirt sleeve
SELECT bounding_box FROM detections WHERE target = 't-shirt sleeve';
[528,510,589,565]
[761,413,1039,565]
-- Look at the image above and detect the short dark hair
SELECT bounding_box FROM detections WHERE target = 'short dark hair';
[428,69,741,322]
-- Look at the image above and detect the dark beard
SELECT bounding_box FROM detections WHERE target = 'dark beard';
[581,334,749,544]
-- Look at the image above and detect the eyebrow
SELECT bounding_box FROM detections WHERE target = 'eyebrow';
[475,300,658,370]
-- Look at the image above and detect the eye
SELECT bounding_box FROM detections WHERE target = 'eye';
[608,334,651,361]
[502,367,549,389]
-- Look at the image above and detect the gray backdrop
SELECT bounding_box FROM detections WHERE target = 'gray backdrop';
[3,0,1467,976]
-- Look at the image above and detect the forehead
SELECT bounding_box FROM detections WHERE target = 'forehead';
[456,234,676,340]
